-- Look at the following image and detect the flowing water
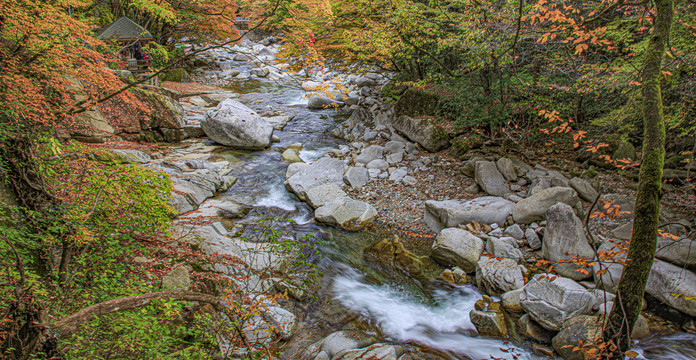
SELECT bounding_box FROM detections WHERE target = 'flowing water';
[204,64,696,360]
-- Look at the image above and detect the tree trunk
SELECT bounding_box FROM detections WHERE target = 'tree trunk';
[602,0,673,357]
[58,241,72,284]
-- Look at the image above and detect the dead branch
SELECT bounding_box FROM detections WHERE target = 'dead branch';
[50,290,252,356]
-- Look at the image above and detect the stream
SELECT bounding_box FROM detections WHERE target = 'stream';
[190,61,696,359]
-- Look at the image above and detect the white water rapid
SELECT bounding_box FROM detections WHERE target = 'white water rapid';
[332,266,539,360]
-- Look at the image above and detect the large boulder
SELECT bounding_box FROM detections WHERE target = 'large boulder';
[314,197,377,231]
[518,314,555,344]
[475,161,510,197]
[319,330,377,358]
[511,187,581,224]
[486,237,523,260]
[476,257,525,296]
[470,306,509,338]
[390,115,449,152]
[343,166,370,190]
[424,197,514,233]
[520,274,594,331]
[646,259,696,316]
[71,108,115,143]
[656,236,696,267]
[430,228,484,273]
[355,145,385,165]
[569,177,598,202]
[393,87,439,118]
[134,88,187,142]
[162,267,191,290]
[338,344,404,360]
[305,183,347,209]
[543,203,595,280]
[308,96,343,109]
[551,315,603,360]
[496,158,518,182]
[462,156,485,178]
[364,236,426,279]
[201,99,273,149]
[612,141,636,161]
[285,157,348,200]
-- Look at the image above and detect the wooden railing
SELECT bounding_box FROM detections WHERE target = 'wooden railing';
[125,58,151,73]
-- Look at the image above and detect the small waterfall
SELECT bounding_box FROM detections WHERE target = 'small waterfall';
[332,266,540,360]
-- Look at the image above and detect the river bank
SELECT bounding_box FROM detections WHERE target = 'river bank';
[92,35,696,359]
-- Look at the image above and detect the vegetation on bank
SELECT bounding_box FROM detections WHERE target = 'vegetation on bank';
[0,1,318,358]
[1,0,695,358]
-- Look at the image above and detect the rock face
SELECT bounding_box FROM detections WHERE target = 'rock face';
[339,344,404,360]
[476,257,525,296]
[431,228,484,273]
[264,306,296,340]
[72,108,115,143]
[390,115,449,152]
[552,315,603,360]
[475,161,510,197]
[543,203,595,280]
[486,237,523,260]
[512,187,581,224]
[355,145,385,164]
[424,197,514,233]
[520,274,593,331]
[162,267,191,290]
[314,197,377,231]
[496,158,518,182]
[519,314,555,344]
[364,236,426,279]
[501,289,524,312]
[343,167,369,190]
[319,330,376,359]
[470,307,508,338]
[569,177,598,202]
[282,148,302,162]
[168,164,237,215]
[656,236,696,267]
[305,183,347,209]
[308,96,343,109]
[646,259,696,316]
[201,99,273,149]
[285,157,348,200]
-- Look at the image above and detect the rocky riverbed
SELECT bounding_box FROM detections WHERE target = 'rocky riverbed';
[96,36,696,359]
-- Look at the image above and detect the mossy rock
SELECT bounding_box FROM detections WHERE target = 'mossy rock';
[92,151,126,165]
[393,87,440,118]
[381,81,408,102]
[449,137,471,158]
[612,141,636,161]
[580,169,598,179]
[161,68,190,83]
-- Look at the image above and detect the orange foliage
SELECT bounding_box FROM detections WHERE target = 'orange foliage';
[0,0,143,131]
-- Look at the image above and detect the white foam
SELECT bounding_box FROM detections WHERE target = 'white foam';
[332,267,538,360]
[286,91,308,106]
[254,183,297,211]
[299,147,332,162]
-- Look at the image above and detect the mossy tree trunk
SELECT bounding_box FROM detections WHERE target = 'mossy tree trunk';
[602,0,673,357]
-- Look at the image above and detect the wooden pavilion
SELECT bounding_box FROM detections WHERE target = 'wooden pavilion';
[97,17,154,74]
